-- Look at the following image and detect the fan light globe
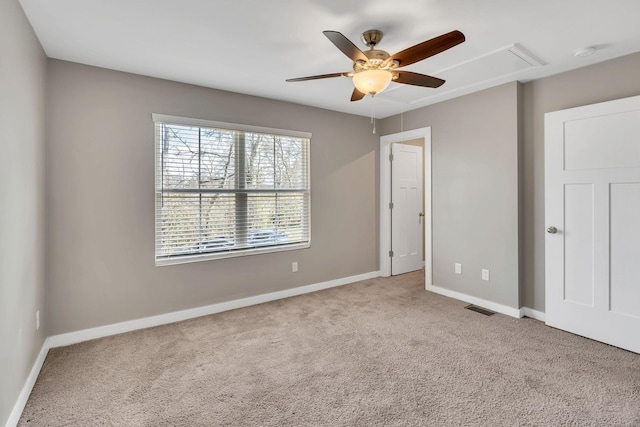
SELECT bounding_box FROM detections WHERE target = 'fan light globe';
[352,70,392,96]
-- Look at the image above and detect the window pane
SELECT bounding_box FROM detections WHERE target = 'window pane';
[158,193,237,257]
[160,124,200,190]
[200,193,236,249]
[243,133,308,190]
[245,133,276,189]
[275,136,307,189]
[200,128,237,190]
[157,193,203,257]
[158,192,308,256]
[247,193,309,247]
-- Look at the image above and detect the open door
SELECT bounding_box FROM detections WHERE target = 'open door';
[391,143,424,275]
[379,127,432,283]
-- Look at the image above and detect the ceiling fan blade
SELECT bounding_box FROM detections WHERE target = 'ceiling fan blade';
[394,71,445,88]
[323,30,368,62]
[390,30,465,68]
[351,88,366,102]
[286,72,348,82]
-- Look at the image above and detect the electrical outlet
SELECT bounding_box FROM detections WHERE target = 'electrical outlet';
[455,263,462,275]
[292,262,298,273]
[36,310,40,330]
[482,269,490,281]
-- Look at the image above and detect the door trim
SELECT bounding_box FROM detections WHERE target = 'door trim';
[379,127,432,286]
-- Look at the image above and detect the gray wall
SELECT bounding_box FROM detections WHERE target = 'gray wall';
[46,60,379,335]
[379,53,640,313]
[4,27,638,423]
[0,1,47,424]
[520,52,640,311]
[379,82,520,309]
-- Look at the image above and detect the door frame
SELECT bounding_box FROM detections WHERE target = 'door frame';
[379,127,432,285]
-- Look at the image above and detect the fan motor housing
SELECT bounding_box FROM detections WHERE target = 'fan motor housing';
[361,29,384,47]
[354,50,398,72]
[364,49,390,61]
[356,30,396,70]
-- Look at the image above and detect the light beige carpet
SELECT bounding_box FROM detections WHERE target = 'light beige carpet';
[19,271,640,426]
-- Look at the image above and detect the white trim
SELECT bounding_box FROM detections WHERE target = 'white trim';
[47,271,380,349]
[156,242,311,266]
[379,127,432,285]
[4,272,539,426]
[151,113,312,139]
[520,307,546,322]
[153,117,311,266]
[5,340,50,427]
[5,271,380,426]
[426,283,522,318]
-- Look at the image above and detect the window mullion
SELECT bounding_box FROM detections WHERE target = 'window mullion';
[273,137,279,233]
[235,131,248,248]
[198,127,203,249]
[160,123,165,208]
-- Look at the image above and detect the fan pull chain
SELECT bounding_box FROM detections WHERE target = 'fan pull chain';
[371,95,377,134]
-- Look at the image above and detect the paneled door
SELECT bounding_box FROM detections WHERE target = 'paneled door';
[391,143,423,275]
[545,95,640,354]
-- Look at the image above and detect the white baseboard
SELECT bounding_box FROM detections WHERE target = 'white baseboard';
[520,307,546,322]
[425,283,522,318]
[7,270,380,427]
[5,339,50,427]
[47,270,381,349]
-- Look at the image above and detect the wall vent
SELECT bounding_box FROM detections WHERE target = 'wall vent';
[465,304,496,316]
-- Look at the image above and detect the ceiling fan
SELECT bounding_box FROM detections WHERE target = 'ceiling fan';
[287,29,465,101]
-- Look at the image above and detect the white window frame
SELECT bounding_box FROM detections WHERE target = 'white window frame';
[153,114,311,266]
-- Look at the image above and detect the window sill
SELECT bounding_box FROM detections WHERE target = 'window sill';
[155,242,311,267]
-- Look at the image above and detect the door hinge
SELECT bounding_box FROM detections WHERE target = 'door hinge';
[389,250,394,257]
[389,153,394,161]
[389,202,394,209]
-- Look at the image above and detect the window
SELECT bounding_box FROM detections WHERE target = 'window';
[153,114,311,265]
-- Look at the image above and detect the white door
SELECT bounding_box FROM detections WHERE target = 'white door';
[391,143,423,275]
[545,95,640,354]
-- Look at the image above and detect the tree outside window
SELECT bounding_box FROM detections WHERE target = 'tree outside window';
[154,117,310,265]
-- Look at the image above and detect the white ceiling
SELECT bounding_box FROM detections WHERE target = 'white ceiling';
[19,0,640,118]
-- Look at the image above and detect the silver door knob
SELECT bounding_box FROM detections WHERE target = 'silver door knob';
[547,226,557,234]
